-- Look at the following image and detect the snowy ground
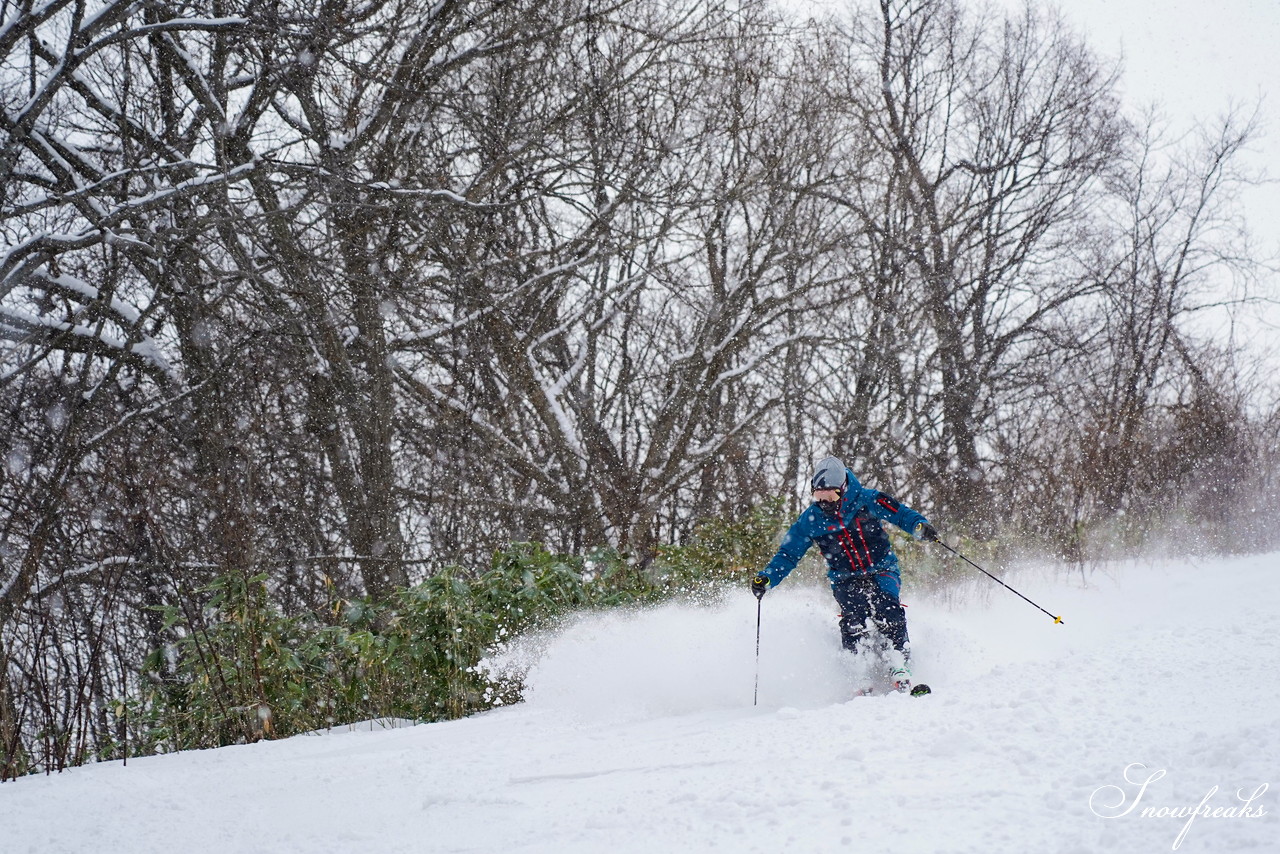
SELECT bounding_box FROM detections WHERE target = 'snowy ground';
[3,553,1277,853]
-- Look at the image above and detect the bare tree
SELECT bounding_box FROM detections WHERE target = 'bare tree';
[1081,110,1260,517]
[845,0,1123,531]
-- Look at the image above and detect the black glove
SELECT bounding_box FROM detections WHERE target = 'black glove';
[915,522,939,542]
[750,574,770,600]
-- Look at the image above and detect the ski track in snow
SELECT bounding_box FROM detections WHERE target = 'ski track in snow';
[3,554,1278,853]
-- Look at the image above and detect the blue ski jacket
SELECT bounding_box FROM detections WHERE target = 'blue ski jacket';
[760,468,929,599]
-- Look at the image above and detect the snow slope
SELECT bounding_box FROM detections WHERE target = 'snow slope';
[4,553,1277,853]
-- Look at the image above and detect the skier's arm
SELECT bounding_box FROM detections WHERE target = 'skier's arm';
[759,515,813,588]
[864,489,931,538]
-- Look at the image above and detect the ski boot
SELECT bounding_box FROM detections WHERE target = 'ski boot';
[890,665,932,696]
[890,666,912,694]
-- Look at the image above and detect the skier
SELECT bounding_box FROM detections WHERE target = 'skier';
[751,456,937,694]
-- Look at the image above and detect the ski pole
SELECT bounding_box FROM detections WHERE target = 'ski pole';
[753,596,762,706]
[934,540,1064,625]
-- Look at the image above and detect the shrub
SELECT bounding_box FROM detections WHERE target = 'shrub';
[125,503,788,755]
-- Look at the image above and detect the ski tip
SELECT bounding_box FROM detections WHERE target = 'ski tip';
[1054,615,1064,625]
[909,684,931,696]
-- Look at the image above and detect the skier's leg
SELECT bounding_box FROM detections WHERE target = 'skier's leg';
[832,576,875,653]
[869,578,909,653]
[867,581,914,689]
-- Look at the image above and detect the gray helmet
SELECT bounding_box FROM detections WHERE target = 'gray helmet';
[810,456,847,492]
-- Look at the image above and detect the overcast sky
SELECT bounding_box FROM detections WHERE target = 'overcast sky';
[994,0,1280,353]
[1036,0,1277,237]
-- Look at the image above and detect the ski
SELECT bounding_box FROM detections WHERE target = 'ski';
[854,682,932,698]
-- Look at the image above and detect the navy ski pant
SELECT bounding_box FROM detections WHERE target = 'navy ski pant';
[831,575,908,654]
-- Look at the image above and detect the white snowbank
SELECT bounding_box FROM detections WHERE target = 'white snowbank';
[3,554,1277,853]
[494,586,858,719]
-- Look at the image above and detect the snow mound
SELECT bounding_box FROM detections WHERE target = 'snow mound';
[502,587,856,719]
[4,554,1278,854]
